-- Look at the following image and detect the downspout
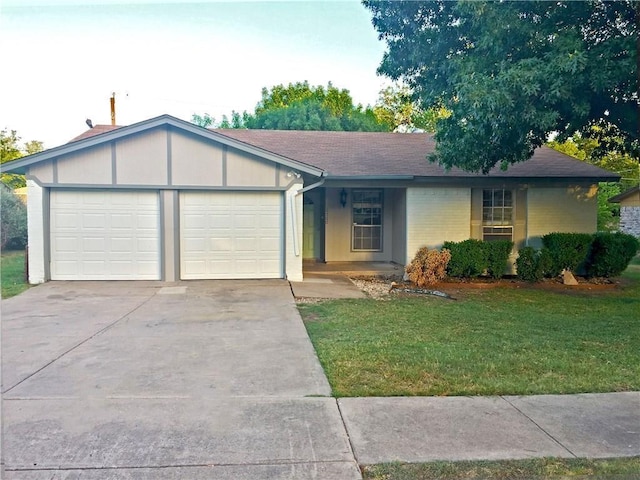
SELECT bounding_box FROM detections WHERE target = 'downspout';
[290,172,327,257]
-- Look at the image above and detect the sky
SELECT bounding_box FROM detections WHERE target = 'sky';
[0,0,389,149]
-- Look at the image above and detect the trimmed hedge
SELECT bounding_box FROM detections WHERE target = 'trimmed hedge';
[516,232,639,280]
[443,239,486,278]
[443,239,513,279]
[586,232,640,278]
[486,240,514,279]
[515,247,553,282]
[541,232,592,276]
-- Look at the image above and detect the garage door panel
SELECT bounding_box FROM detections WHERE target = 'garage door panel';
[180,191,282,279]
[50,191,160,280]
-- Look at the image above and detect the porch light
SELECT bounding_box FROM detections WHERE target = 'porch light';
[340,188,347,208]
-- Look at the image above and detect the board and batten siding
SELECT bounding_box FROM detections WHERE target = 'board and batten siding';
[526,185,597,248]
[405,187,471,264]
[25,127,290,189]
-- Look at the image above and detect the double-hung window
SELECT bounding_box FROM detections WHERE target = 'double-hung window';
[482,189,513,241]
[352,189,383,251]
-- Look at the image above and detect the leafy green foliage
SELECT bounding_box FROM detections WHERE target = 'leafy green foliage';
[373,83,450,132]
[1,128,44,188]
[364,1,638,173]
[595,182,622,231]
[485,240,514,279]
[405,247,451,287]
[586,232,640,278]
[541,232,593,275]
[193,81,390,132]
[515,247,554,282]
[442,239,512,278]
[1,185,27,250]
[442,239,487,278]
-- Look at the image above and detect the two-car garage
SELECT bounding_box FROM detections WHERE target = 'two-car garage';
[49,190,284,281]
[6,116,316,284]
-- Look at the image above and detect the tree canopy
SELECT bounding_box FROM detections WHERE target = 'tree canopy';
[363,0,639,173]
[1,129,43,189]
[373,83,450,132]
[193,81,390,132]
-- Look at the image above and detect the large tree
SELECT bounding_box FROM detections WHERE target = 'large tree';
[1,129,44,188]
[363,0,639,173]
[193,81,390,131]
[373,83,450,132]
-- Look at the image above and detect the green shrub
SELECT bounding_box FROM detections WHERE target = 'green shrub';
[1,185,27,250]
[586,232,640,278]
[516,246,554,282]
[516,247,542,282]
[443,239,487,278]
[406,247,452,287]
[485,240,514,279]
[541,232,592,275]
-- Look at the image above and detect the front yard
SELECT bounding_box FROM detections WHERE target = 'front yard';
[300,257,640,397]
[1,250,29,299]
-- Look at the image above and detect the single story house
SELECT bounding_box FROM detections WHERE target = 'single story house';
[1,114,618,284]
[610,186,640,237]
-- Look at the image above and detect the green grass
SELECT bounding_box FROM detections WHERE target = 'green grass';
[1,250,29,298]
[362,457,640,479]
[300,258,640,397]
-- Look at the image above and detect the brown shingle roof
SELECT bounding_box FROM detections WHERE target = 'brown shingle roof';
[214,129,618,180]
[68,125,122,143]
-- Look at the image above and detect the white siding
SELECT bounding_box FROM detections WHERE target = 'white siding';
[527,186,597,248]
[406,187,471,264]
[26,180,46,284]
[285,183,303,281]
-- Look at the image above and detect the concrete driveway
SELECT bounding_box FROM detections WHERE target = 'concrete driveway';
[1,281,361,479]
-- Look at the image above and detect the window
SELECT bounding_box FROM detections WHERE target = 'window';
[352,189,383,251]
[482,189,513,241]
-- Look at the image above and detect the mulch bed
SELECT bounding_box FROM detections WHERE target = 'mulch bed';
[350,274,623,300]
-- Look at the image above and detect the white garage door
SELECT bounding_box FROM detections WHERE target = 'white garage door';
[50,190,160,280]
[180,191,283,279]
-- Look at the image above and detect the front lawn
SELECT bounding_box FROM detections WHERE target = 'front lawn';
[1,250,29,298]
[300,259,640,397]
[362,457,640,480]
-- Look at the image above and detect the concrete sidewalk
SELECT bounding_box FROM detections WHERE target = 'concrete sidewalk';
[340,392,640,465]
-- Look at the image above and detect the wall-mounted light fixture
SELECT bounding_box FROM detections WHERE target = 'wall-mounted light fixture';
[340,188,347,208]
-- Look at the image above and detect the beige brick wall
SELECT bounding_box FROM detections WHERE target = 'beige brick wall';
[406,187,471,264]
[527,185,598,248]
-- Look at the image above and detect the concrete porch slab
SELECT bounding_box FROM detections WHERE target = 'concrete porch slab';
[290,275,366,299]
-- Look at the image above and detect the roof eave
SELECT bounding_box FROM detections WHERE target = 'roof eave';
[609,185,640,203]
[0,114,325,178]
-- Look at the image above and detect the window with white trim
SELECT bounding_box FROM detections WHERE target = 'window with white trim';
[352,189,383,251]
[482,189,513,241]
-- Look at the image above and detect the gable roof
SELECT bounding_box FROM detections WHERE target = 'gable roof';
[68,124,121,143]
[0,115,324,177]
[214,129,618,180]
[1,114,618,182]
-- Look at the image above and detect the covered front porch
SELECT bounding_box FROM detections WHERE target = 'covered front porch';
[303,260,405,278]
[301,185,408,267]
